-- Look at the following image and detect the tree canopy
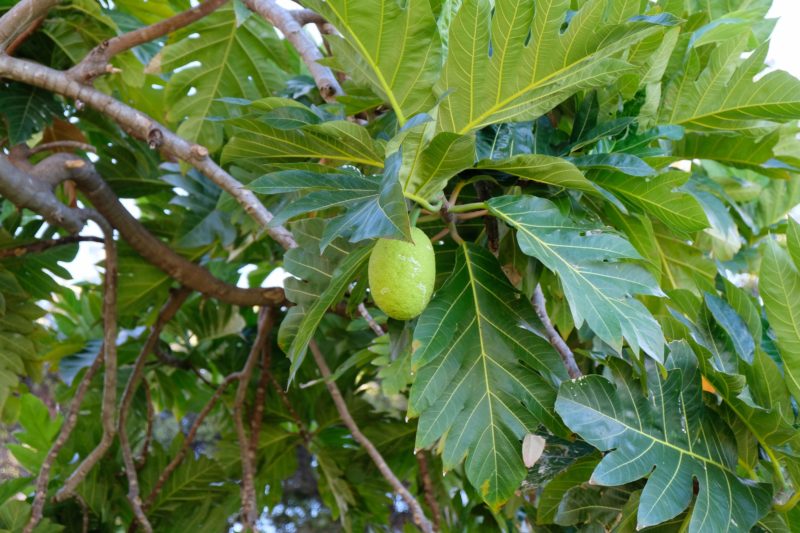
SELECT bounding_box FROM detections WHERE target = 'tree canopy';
[1,0,800,531]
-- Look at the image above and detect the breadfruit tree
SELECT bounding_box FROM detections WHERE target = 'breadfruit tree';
[1,0,800,531]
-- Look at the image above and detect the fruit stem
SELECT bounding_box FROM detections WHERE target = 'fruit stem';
[410,207,421,226]
[404,192,442,212]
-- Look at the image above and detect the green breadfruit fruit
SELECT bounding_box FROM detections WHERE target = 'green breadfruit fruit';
[368,227,436,320]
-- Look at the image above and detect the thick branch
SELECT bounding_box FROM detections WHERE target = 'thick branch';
[244,0,342,102]
[0,0,56,51]
[308,340,433,533]
[55,211,119,502]
[234,307,275,530]
[118,287,192,533]
[1,154,284,306]
[69,0,229,82]
[24,348,104,533]
[0,157,84,232]
[0,55,297,250]
[532,285,582,380]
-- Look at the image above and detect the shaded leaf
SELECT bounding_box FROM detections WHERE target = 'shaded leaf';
[488,195,665,360]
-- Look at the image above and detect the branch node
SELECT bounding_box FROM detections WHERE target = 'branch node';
[189,144,209,159]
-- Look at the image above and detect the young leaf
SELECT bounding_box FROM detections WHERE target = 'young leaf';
[488,195,665,360]
[409,243,568,507]
[555,342,771,532]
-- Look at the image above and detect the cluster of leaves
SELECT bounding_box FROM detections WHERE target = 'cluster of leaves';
[2,0,800,531]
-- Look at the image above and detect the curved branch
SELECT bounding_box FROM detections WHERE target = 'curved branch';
[308,340,433,533]
[244,0,342,102]
[0,157,84,232]
[2,153,284,306]
[24,348,105,533]
[55,210,119,502]
[69,0,229,82]
[0,54,297,250]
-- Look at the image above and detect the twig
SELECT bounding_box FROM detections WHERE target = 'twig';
[24,348,104,533]
[532,285,582,380]
[54,210,119,502]
[357,303,385,336]
[265,370,311,443]
[136,378,154,469]
[0,56,297,250]
[0,235,103,258]
[250,335,273,452]
[118,287,192,533]
[69,0,229,82]
[308,340,433,533]
[28,141,97,155]
[291,8,326,26]
[416,451,442,532]
[429,227,449,243]
[244,0,342,102]
[5,14,45,56]
[233,307,275,530]
[143,373,242,510]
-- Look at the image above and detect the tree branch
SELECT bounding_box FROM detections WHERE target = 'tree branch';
[118,287,192,533]
[357,302,385,336]
[0,235,103,259]
[308,340,433,533]
[69,0,229,83]
[0,154,284,306]
[234,307,275,530]
[250,335,273,452]
[244,0,342,102]
[0,55,297,250]
[0,0,56,51]
[28,140,97,155]
[416,451,442,532]
[136,378,155,469]
[143,373,241,510]
[0,156,84,233]
[54,211,119,502]
[532,285,582,380]
[24,347,105,533]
